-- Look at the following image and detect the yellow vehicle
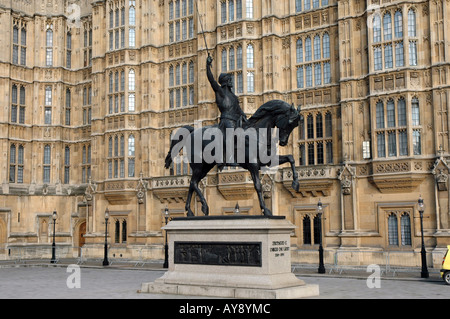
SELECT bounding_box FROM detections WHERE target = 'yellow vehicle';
[441,245,450,285]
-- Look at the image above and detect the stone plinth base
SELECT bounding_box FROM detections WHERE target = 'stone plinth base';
[139,216,319,299]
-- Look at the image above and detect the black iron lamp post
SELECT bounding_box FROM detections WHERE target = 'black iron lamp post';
[317,200,325,274]
[50,211,57,264]
[102,209,110,266]
[417,196,429,278]
[234,203,240,215]
[163,207,170,269]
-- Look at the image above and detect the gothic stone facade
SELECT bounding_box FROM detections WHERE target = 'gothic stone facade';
[0,0,449,267]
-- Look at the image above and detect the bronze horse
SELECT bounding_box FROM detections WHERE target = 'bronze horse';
[165,100,300,216]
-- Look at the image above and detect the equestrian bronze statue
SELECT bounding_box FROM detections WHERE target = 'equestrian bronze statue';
[165,56,300,216]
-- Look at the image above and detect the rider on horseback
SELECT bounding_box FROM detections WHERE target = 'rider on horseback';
[206,55,248,168]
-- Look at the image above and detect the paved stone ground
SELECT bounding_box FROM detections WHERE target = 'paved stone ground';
[0,260,447,299]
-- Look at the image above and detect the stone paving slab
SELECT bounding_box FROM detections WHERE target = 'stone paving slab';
[0,260,447,300]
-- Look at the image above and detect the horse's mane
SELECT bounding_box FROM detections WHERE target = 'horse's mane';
[246,100,291,127]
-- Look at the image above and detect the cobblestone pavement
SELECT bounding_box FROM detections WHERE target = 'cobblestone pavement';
[0,261,447,299]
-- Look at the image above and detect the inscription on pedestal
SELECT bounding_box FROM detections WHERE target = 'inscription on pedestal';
[270,240,290,257]
[174,241,262,267]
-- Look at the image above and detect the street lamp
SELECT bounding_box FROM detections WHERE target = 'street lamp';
[417,196,429,278]
[317,199,325,274]
[163,207,170,268]
[50,211,57,264]
[102,209,110,266]
[234,203,240,215]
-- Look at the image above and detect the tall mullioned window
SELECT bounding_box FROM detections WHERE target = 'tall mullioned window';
[373,97,421,158]
[296,33,331,88]
[12,22,27,66]
[43,145,51,183]
[44,86,52,124]
[9,144,24,183]
[371,8,417,71]
[168,0,194,43]
[46,25,53,66]
[66,32,72,68]
[387,211,411,246]
[64,146,70,184]
[11,84,26,124]
[169,60,195,108]
[298,111,333,166]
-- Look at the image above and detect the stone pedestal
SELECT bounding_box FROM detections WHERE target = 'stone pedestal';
[140,216,319,299]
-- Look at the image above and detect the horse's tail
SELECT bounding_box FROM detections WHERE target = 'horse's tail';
[164,125,194,169]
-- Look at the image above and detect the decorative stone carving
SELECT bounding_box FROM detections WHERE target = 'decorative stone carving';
[136,172,148,204]
[338,163,355,195]
[432,156,450,191]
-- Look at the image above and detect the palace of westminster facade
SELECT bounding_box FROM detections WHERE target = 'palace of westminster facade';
[0,0,449,266]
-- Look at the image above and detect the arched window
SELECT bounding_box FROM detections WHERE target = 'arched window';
[376,101,384,129]
[373,14,381,43]
[122,220,127,243]
[120,135,125,157]
[400,213,411,246]
[297,66,304,89]
[304,0,310,10]
[305,37,312,61]
[169,65,174,87]
[398,98,406,126]
[388,213,398,245]
[128,135,135,156]
[9,145,16,183]
[237,45,243,69]
[66,32,72,68]
[121,71,125,91]
[182,63,187,84]
[43,145,51,183]
[387,99,395,127]
[313,35,321,60]
[408,9,416,37]
[108,137,113,157]
[229,47,235,70]
[128,134,135,177]
[385,44,393,69]
[176,64,180,85]
[307,114,314,139]
[411,97,420,125]
[115,220,121,243]
[128,69,135,91]
[114,136,119,157]
[129,4,136,25]
[11,84,17,123]
[229,0,234,21]
[296,39,303,63]
[316,113,323,138]
[222,48,227,72]
[246,0,253,18]
[325,112,332,137]
[313,215,321,244]
[247,71,254,92]
[383,13,392,41]
[189,61,195,83]
[46,26,53,66]
[64,146,70,184]
[303,215,311,244]
[322,33,330,59]
[394,11,403,38]
[246,44,254,68]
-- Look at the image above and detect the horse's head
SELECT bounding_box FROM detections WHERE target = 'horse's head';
[276,104,300,146]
